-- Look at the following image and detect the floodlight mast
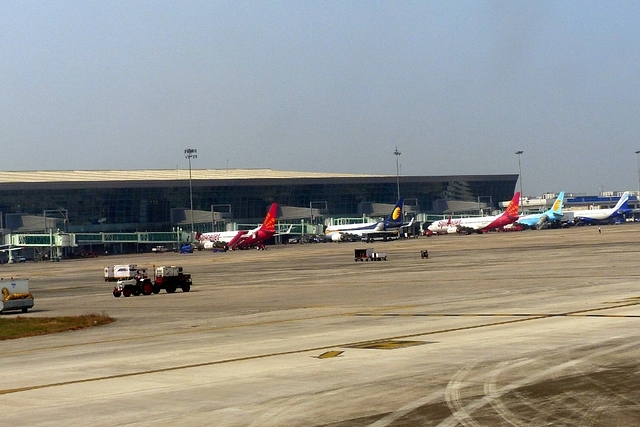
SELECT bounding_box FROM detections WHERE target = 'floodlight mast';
[515,150,524,214]
[394,147,401,200]
[185,148,197,236]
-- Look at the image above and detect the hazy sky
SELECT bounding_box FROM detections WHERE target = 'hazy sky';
[2,1,640,196]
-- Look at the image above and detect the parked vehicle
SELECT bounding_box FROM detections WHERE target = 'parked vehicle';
[354,248,387,261]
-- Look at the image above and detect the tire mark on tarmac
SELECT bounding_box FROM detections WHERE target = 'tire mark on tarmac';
[484,360,532,427]
[430,339,639,427]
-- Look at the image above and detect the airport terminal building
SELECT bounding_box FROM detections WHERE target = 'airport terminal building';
[0,169,518,234]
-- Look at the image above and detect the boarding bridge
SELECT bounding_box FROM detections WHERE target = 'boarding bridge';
[4,231,192,248]
[2,230,194,260]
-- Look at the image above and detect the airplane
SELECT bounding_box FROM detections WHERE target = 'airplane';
[566,191,630,225]
[516,192,565,229]
[199,203,278,250]
[324,198,408,242]
[426,215,462,235]
[427,192,520,234]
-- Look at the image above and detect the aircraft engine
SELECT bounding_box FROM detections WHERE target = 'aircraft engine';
[446,226,458,234]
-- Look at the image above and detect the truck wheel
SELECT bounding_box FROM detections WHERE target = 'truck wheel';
[123,287,132,297]
[182,283,191,292]
[152,285,161,294]
[22,308,28,313]
[142,281,153,295]
[132,287,141,296]
[113,290,121,298]
[166,284,177,293]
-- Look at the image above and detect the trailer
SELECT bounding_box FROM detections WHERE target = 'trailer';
[112,265,192,297]
[1,278,34,313]
[152,266,192,293]
[354,248,387,262]
[104,264,139,282]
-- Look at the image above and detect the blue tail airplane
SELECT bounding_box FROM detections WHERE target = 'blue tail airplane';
[516,192,565,229]
[324,198,408,241]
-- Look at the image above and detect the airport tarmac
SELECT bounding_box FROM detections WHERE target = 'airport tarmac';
[1,225,639,426]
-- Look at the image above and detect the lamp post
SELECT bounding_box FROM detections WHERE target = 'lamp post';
[184,148,197,237]
[635,151,640,204]
[515,151,524,214]
[394,146,401,200]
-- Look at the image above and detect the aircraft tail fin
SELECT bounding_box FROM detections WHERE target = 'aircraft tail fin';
[260,203,278,232]
[550,192,565,215]
[614,192,630,211]
[386,198,404,223]
[503,192,520,218]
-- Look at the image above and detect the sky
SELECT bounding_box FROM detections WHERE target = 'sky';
[2,1,640,196]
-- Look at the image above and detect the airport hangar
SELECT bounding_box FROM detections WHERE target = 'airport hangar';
[0,169,518,238]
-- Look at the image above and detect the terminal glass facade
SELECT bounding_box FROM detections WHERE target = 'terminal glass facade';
[0,175,517,233]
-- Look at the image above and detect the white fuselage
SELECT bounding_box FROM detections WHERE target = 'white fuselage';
[200,226,258,249]
[428,215,499,234]
[325,221,383,236]
[567,207,619,221]
[456,215,501,231]
[427,218,462,234]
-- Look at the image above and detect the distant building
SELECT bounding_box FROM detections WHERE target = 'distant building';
[0,169,517,233]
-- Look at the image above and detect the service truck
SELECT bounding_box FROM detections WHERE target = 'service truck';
[112,265,192,297]
[354,248,387,261]
[1,278,34,313]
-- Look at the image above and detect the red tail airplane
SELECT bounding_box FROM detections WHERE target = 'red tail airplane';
[199,203,278,250]
[455,192,520,234]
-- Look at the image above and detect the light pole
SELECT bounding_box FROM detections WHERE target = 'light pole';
[394,146,401,200]
[515,151,524,214]
[184,148,197,237]
[635,151,640,203]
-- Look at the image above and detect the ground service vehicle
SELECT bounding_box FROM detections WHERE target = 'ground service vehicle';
[354,248,387,261]
[112,268,152,297]
[104,264,139,282]
[152,266,192,294]
[112,265,192,297]
[0,278,34,313]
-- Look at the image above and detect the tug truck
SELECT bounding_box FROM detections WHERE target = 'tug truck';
[112,268,152,297]
[152,266,192,294]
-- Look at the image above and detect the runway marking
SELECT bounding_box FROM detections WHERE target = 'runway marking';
[357,313,640,319]
[316,350,344,359]
[0,316,547,396]
[0,304,421,357]
[346,340,430,350]
[1,301,638,396]
[355,299,640,319]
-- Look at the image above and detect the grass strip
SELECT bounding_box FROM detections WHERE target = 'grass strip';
[0,313,115,340]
